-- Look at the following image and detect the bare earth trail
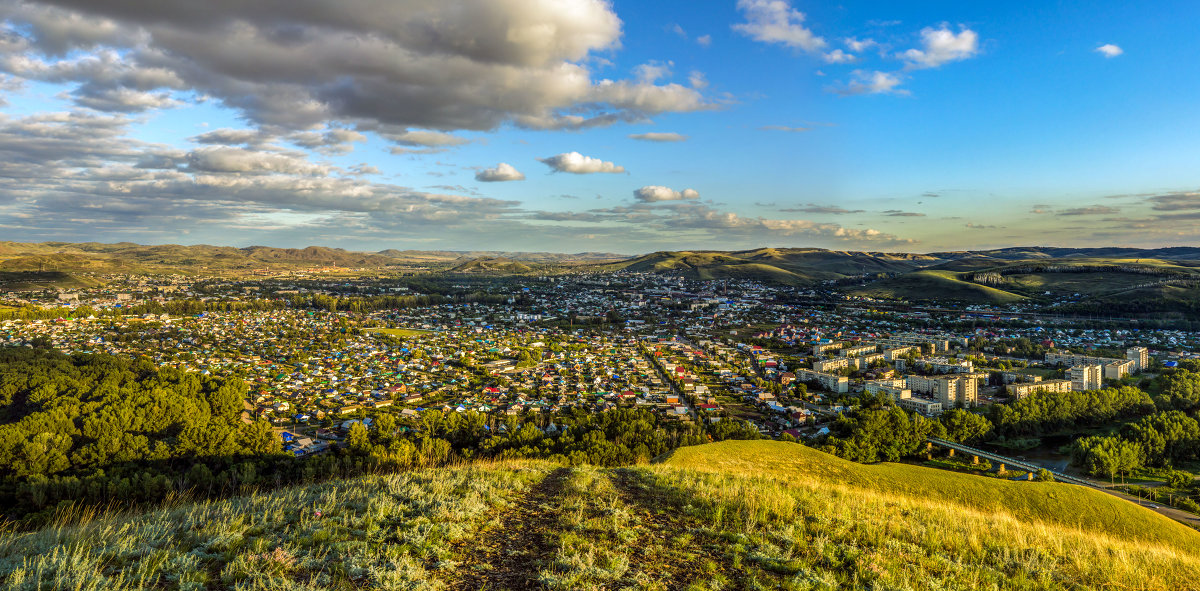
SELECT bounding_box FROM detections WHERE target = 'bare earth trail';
[444,467,571,591]
[608,468,747,591]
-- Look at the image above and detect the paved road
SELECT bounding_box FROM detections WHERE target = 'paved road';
[928,438,1200,528]
[640,342,698,421]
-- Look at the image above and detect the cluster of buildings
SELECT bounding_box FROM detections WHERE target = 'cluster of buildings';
[1004,347,1149,399]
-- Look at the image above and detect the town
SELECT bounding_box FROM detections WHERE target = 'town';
[2,271,1191,458]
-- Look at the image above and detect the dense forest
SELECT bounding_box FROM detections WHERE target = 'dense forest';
[0,347,759,525]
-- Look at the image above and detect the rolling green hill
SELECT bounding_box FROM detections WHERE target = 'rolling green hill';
[3,441,1197,590]
[850,269,1028,303]
[598,248,939,285]
[448,256,535,274]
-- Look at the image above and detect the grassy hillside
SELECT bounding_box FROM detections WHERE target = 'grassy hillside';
[448,256,535,274]
[4,442,1198,590]
[0,270,102,291]
[851,269,1028,303]
[599,249,926,285]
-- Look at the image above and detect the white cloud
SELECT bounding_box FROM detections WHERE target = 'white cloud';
[823,49,856,64]
[831,70,907,96]
[628,132,688,142]
[539,152,626,174]
[385,130,470,147]
[474,162,525,182]
[899,26,979,69]
[185,146,330,176]
[634,185,699,202]
[696,34,712,48]
[633,61,673,83]
[688,70,708,89]
[733,0,827,53]
[0,0,710,133]
[844,37,876,53]
[1096,43,1123,58]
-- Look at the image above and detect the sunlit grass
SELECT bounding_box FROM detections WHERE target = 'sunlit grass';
[0,460,553,591]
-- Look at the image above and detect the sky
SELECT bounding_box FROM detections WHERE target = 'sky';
[0,0,1197,254]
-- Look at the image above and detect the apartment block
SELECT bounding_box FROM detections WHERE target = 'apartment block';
[795,369,850,394]
[1006,379,1073,400]
[1068,364,1103,392]
[905,374,979,408]
[897,396,943,416]
[1126,346,1149,372]
[1104,359,1134,380]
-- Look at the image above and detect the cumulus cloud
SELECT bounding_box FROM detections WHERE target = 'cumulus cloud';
[385,130,470,148]
[830,70,906,95]
[1096,43,1123,58]
[0,0,710,133]
[474,162,525,182]
[844,37,876,53]
[634,185,699,202]
[696,35,712,48]
[539,151,626,174]
[633,61,672,83]
[628,132,688,142]
[184,146,330,176]
[733,0,827,53]
[899,26,979,69]
[823,49,856,64]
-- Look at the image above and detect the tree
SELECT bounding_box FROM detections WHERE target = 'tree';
[940,409,993,444]
[1166,470,1193,489]
[1036,468,1054,482]
[347,422,371,455]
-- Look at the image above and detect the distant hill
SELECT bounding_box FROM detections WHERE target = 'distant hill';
[448,256,534,274]
[853,256,1200,305]
[4,441,1196,589]
[597,248,940,285]
[377,249,627,263]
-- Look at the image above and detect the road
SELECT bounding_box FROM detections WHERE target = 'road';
[928,438,1200,527]
[640,341,698,421]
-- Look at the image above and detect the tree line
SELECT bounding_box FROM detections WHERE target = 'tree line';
[0,346,760,526]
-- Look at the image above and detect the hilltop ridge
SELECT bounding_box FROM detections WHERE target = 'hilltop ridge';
[3,441,1197,590]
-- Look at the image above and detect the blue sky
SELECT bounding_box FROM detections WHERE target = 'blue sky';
[0,0,1197,253]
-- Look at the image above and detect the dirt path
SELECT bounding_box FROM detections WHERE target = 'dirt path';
[445,467,570,591]
[609,468,746,591]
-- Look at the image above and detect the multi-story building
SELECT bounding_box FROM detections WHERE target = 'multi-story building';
[795,369,850,393]
[1007,379,1073,400]
[840,343,879,358]
[1104,359,1134,380]
[906,374,979,408]
[882,346,915,361]
[897,396,943,416]
[999,371,1042,384]
[920,357,974,374]
[812,357,849,372]
[1126,346,1149,372]
[1068,364,1103,392]
[865,378,909,400]
[812,341,842,356]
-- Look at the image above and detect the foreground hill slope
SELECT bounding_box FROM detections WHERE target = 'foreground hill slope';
[3,441,1197,590]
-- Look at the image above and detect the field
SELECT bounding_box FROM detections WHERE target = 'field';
[3,442,1199,590]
